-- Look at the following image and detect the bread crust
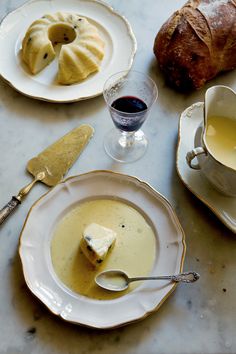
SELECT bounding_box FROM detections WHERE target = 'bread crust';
[153,0,236,90]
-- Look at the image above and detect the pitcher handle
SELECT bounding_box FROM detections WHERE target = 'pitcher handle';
[186,147,206,170]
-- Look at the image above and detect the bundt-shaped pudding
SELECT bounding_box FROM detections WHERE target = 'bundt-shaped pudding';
[22,12,105,84]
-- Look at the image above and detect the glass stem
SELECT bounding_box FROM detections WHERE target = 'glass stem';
[119,131,135,148]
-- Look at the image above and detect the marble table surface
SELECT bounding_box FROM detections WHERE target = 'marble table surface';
[0,0,236,353]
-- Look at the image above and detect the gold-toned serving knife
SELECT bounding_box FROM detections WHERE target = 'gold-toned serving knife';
[0,124,94,225]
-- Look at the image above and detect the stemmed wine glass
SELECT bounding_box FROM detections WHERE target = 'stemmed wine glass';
[103,70,158,163]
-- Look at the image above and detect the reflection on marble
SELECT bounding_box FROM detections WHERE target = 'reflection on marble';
[0,0,236,353]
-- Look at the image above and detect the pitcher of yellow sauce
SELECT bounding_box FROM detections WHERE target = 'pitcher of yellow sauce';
[186,85,236,197]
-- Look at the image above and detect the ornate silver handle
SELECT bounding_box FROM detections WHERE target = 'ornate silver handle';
[129,271,200,284]
[186,147,206,170]
[0,197,21,225]
[0,172,45,226]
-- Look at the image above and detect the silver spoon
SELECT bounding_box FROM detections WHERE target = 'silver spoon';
[95,269,200,292]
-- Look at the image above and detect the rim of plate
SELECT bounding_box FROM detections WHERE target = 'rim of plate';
[19,170,186,329]
[176,102,236,234]
[0,0,137,103]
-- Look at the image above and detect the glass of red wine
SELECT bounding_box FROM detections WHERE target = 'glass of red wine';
[103,70,158,162]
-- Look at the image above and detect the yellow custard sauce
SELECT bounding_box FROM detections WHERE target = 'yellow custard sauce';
[205,116,236,170]
[51,198,156,300]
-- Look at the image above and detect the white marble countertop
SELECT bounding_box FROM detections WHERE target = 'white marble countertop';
[0,0,236,353]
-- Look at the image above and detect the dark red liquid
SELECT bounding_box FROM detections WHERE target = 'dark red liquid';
[111,96,148,132]
[111,96,147,113]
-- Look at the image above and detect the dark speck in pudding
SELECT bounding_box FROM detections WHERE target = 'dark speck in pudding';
[25,327,37,340]
[43,53,48,59]
[27,327,36,334]
[114,336,121,343]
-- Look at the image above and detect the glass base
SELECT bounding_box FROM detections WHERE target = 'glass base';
[104,128,148,163]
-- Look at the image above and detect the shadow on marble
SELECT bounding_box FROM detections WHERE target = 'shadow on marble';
[0,77,106,124]
[147,57,236,118]
[8,250,182,354]
[171,137,236,240]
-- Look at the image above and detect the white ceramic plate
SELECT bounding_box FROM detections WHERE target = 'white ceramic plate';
[177,103,236,234]
[0,0,136,103]
[19,170,186,329]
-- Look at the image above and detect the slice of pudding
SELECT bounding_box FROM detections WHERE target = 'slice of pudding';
[80,223,116,266]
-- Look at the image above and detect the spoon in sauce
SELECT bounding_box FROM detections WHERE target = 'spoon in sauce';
[95,269,200,292]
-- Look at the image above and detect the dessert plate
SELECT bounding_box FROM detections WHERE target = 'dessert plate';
[19,170,186,329]
[177,103,236,234]
[0,0,136,102]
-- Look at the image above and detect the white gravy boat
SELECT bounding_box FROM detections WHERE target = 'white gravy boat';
[186,85,236,197]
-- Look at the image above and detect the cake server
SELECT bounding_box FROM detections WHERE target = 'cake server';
[0,124,94,225]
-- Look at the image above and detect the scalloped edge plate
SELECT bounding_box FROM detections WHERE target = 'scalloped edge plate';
[0,0,136,102]
[19,170,186,329]
[176,102,236,234]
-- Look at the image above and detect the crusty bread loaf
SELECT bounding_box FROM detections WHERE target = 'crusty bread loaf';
[153,0,236,90]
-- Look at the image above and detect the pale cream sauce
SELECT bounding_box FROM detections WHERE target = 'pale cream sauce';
[51,198,156,300]
[97,273,128,291]
[206,116,236,170]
